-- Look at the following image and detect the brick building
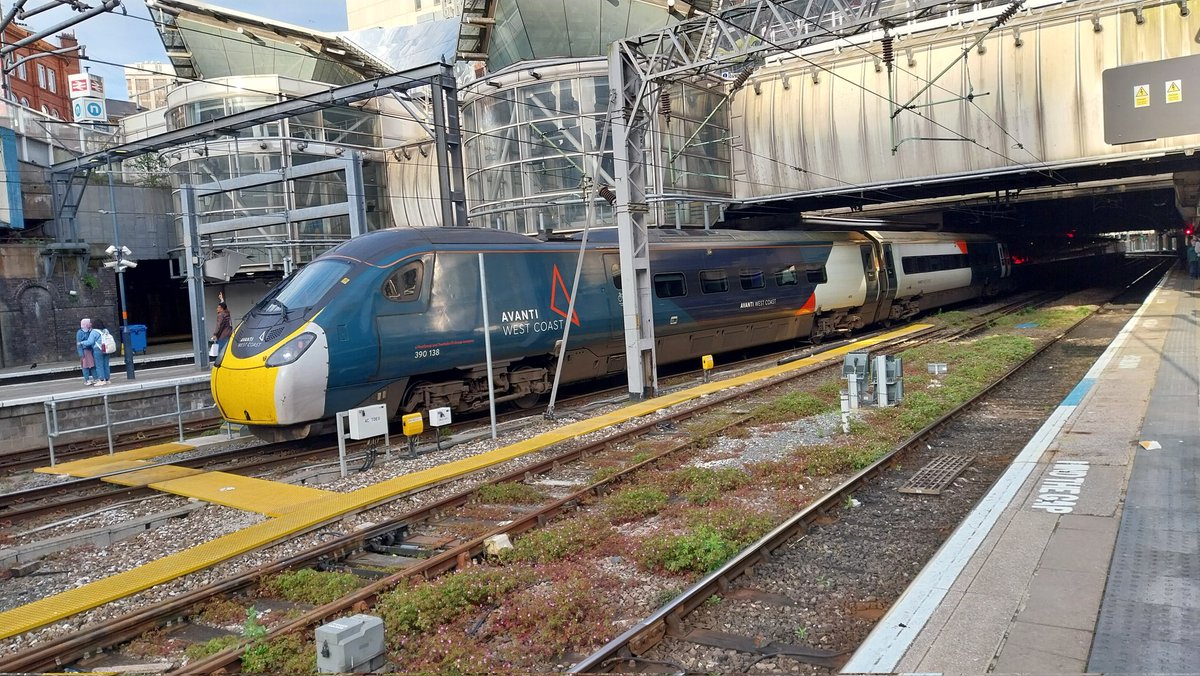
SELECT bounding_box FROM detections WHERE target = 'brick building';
[2,25,83,120]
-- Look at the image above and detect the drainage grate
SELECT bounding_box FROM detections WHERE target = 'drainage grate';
[898,454,974,495]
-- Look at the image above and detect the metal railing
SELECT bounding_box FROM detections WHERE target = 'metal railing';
[43,381,217,466]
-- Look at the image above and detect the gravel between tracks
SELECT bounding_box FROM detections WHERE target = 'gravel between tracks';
[637,291,1131,674]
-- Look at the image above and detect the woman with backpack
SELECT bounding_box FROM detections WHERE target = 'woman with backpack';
[92,319,113,386]
[75,318,97,386]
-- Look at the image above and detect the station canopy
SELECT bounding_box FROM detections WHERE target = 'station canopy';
[147,0,459,83]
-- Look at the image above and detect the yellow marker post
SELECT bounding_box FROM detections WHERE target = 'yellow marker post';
[702,354,714,383]
[402,412,424,457]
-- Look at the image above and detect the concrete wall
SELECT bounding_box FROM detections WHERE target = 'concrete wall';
[0,244,121,369]
[1,379,214,456]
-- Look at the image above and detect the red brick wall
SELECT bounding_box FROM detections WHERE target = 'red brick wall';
[3,25,82,120]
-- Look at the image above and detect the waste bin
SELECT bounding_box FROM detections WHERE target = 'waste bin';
[127,324,148,354]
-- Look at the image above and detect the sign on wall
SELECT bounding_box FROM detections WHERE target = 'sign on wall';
[1103,54,1200,144]
[71,97,107,123]
[67,73,105,99]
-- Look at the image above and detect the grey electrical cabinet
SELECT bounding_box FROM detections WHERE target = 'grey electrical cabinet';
[316,614,385,673]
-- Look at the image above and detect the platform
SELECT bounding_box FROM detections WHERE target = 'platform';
[0,324,933,640]
[0,345,215,458]
[844,270,1198,673]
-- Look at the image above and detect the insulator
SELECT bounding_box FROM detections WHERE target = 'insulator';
[659,90,672,118]
[991,0,1022,29]
[730,67,753,91]
[598,185,617,205]
[881,34,894,65]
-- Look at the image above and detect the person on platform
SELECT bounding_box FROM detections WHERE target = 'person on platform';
[76,318,97,386]
[211,301,233,362]
[1188,238,1199,279]
[92,319,112,386]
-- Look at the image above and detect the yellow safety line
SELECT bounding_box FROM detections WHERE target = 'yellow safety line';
[0,324,929,639]
[34,442,194,475]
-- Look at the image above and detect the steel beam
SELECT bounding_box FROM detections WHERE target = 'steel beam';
[49,63,453,174]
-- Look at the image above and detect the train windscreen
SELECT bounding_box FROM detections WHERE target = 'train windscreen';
[259,259,352,315]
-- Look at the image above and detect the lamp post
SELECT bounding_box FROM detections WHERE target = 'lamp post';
[101,163,136,380]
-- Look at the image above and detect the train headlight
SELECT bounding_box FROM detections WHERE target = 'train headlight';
[265,332,317,367]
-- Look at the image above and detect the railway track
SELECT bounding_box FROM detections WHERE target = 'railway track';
[0,260,1164,671]
[0,275,1131,673]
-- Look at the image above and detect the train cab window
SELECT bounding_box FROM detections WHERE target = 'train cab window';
[773,266,798,286]
[383,261,424,302]
[654,272,687,298]
[699,269,728,294]
[806,266,827,284]
[740,269,765,290]
[266,258,352,314]
[610,262,621,290]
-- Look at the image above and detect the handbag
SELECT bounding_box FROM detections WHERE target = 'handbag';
[208,342,219,359]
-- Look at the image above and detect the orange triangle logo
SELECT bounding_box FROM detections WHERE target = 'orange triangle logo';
[550,264,581,326]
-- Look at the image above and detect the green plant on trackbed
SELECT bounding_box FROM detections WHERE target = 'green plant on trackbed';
[377,566,533,635]
[637,524,746,573]
[603,485,669,522]
[476,481,545,505]
[240,632,315,674]
[664,465,751,505]
[795,626,810,641]
[258,568,362,606]
[185,635,240,661]
[751,391,837,424]
[505,514,613,564]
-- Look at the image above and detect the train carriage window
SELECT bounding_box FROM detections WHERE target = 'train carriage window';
[740,269,764,290]
[773,266,798,286]
[699,269,728,294]
[806,266,827,284]
[654,272,687,298]
[383,260,424,302]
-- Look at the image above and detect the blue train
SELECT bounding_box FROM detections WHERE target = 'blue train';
[211,225,1011,440]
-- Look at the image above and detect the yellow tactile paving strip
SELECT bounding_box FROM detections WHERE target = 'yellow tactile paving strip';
[34,442,194,476]
[103,465,205,487]
[149,472,334,517]
[0,324,930,640]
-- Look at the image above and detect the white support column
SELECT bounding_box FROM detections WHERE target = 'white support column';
[609,42,658,400]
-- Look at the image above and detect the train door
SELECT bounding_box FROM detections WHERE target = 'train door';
[601,253,630,372]
[859,244,882,323]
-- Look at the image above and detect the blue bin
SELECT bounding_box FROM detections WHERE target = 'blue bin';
[127,324,148,354]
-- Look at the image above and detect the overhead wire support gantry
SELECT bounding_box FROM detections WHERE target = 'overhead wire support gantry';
[606,0,992,401]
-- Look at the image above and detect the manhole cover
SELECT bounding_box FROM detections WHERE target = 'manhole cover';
[898,454,973,495]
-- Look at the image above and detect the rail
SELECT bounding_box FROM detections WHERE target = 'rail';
[42,377,216,465]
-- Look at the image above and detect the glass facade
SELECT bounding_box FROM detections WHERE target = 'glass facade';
[461,64,731,233]
[164,83,389,270]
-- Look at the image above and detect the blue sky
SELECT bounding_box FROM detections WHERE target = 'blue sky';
[21,1,348,99]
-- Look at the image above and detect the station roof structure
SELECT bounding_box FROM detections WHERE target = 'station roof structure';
[146,0,393,83]
[457,0,696,71]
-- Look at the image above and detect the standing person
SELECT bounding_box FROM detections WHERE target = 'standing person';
[1188,238,1199,279]
[92,319,113,386]
[211,301,233,363]
[76,318,97,386]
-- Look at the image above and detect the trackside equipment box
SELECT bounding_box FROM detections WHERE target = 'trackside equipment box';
[315,614,385,673]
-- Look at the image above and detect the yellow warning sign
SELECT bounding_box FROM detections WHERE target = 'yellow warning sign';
[1166,79,1182,104]
[1134,84,1150,108]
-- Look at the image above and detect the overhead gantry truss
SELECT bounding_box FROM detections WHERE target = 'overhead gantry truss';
[608,0,1004,400]
[50,63,467,257]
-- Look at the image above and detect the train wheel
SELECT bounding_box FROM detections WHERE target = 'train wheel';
[513,392,541,409]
